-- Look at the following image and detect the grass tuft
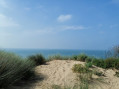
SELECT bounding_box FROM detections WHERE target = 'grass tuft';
[0,50,35,88]
[28,54,46,65]
[48,55,69,61]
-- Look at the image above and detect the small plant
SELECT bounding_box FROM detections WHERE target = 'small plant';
[71,55,78,60]
[94,71,105,76]
[51,84,78,89]
[85,57,92,63]
[92,59,105,68]
[28,54,46,65]
[72,64,93,89]
[85,62,93,68]
[77,54,88,62]
[104,58,119,69]
[115,71,119,77]
[48,55,69,61]
[72,64,89,73]
[52,85,62,89]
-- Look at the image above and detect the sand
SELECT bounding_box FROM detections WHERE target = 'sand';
[11,60,119,89]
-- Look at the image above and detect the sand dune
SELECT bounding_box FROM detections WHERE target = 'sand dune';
[11,60,119,89]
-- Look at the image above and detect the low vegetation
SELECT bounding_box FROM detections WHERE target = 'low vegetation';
[93,70,105,76]
[91,58,119,69]
[115,71,119,77]
[0,51,35,88]
[72,64,93,89]
[28,54,46,65]
[48,55,69,61]
[51,85,76,89]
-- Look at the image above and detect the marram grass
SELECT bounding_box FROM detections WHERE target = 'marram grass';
[0,50,35,88]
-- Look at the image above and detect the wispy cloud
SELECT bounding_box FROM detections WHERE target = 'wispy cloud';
[0,14,19,27]
[57,14,72,22]
[25,25,87,34]
[62,25,86,30]
[18,25,87,36]
[0,0,8,8]
[24,7,31,11]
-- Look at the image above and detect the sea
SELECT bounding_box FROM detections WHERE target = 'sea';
[1,49,107,58]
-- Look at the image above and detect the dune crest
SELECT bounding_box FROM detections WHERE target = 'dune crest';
[11,60,119,89]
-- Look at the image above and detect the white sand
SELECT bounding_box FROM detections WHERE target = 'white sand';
[11,60,119,89]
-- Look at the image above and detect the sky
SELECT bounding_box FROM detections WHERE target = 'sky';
[0,0,119,50]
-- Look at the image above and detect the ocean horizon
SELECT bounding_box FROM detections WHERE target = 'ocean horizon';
[1,48,107,58]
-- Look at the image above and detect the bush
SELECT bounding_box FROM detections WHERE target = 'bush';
[115,71,119,77]
[48,55,69,61]
[85,62,93,68]
[77,54,88,62]
[0,51,35,88]
[72,64,90,73]
[104,58,119,69]
[51,84,77,89]
[28,54,46,65]
[104,58,115,68]
[71,55,78,60]
[94,71,105,76]
[85,57,92,63]
[92,59,105,68]
[91,57,119,69]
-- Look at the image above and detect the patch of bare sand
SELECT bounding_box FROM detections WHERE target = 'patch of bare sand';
[35,60,84,89]
[11,60,119,89]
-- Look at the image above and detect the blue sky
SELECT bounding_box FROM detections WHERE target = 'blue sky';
[0,0,119,50]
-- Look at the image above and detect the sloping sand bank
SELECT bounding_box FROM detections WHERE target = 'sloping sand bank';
[11,60,119,89]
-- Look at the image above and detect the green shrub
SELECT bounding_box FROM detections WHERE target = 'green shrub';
[72,64,90,73]
[85,62,93,68]
[51,84,77,89]
[0,51,35,88]
[85,57,92,63]
[71,55,78,60]
[72,64,92,89]
[115,71,119,77]
[92,59,105,68]
[28,54,46,65]
[104,58,119,69]
[94,71,105,76]
[113,59,119,69]
[48,55,69,61]
[90,57,119,69]
[77,54,88,62]
[104,58,115,68]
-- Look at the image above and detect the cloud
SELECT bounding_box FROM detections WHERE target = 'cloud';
[20,25,87,36]
[62,25,87,30]
[57,14,72,22]
[0,14,19,27]
[0,0,8,8]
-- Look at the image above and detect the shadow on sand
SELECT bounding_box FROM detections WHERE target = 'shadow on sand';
[8,73,46,89]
